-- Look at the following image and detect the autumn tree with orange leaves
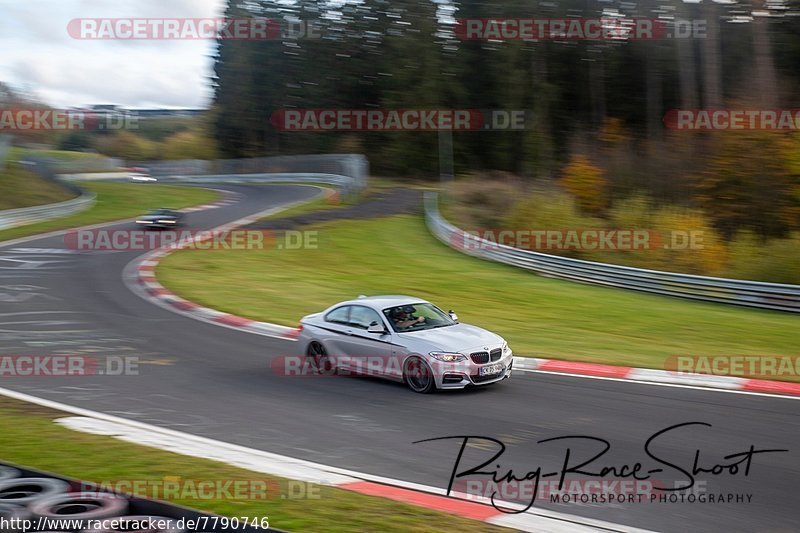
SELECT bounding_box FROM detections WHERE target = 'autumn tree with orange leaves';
[561,154,609,216]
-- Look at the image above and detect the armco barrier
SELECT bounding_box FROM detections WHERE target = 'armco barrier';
[0,135,11,170]
[155,172,361,196]
[424,192,800,312]
[2,153,367,233]
[20,155,125,177]
[0,191,96,231]
[129,154,369,196]
[0,155,100,231]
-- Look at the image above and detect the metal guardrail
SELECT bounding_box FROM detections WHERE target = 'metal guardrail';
[49,157,125,173]
[1,154,366,233]
[155,172,363,195]
[0,190,96,231]
[0,155,97,231]
[424,192,800,313]
[130,154,369,196]
[0,134,11,170]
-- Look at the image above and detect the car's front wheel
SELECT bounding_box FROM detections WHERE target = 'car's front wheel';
[307,341,334,374]
[404,357,436,393]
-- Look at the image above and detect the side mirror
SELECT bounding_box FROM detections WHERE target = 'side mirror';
[449,310,459,322]
[368,321,386,334]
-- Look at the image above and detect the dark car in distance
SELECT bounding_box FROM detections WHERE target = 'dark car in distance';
[135,208,184,230]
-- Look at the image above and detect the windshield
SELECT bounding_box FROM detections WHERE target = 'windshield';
[383,303,455,333]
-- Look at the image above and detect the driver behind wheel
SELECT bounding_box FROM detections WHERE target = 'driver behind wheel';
[391,307,425,330]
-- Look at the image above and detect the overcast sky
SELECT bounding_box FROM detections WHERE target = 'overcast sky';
[0,0,227,108]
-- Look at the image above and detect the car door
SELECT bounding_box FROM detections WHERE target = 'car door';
[320,305,353,363]
[337,305,394,377]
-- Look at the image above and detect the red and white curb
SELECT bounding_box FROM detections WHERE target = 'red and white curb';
[179,189,242,213]
[135,256,299,340]
[128,189,800,399]
[0,386,653,532]
[133,257,800,398]
[126,188,327,341]
[3,187,793,530]
[512,358,800,397]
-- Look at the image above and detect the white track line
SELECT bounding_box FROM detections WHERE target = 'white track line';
[0,385,654,533]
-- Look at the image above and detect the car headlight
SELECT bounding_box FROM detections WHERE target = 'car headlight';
[136,220,152,224]
[157,219,176,224]
[429,352,466,362]
[502,342,510,354]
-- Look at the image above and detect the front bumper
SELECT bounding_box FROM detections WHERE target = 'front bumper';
[433,349,514,390]
[136,220,178,230]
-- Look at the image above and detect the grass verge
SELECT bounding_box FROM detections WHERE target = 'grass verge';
[158,215,800,381]
[256,178,415,222]
[0,166,76,210]
[0,182,219,243]
[0,397,505,532]
[7,147,105,161]
[264,192,339,221]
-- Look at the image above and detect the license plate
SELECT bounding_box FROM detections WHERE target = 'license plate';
[479,364,503,376]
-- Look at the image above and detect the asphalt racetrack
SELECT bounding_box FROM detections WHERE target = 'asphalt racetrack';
[0,184,797,532]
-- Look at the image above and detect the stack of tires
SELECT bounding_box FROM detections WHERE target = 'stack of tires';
[0,464,272,533]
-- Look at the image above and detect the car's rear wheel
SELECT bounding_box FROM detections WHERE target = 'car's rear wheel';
[404,357,435,393]
[307,342,334,374]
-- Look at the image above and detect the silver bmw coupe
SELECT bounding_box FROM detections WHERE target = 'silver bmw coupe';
[297,295,513,393]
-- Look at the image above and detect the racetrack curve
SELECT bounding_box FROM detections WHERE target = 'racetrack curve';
[0,184,797,533]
